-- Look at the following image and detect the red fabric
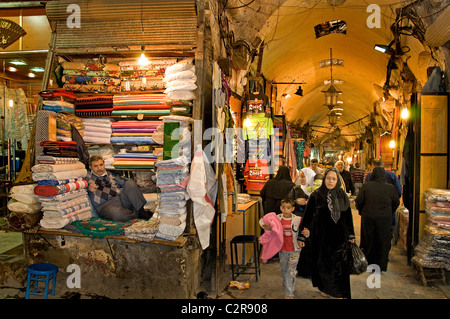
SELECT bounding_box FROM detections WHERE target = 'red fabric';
[280,217,295,252]
[244,159,269,191]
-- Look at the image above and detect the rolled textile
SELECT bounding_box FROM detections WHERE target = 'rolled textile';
[34,180,88,197]
[83,136,111,144]
[110,136,155,144]
[111,109,170,116]
[7,199,41,214]
[36,156,80,164]
[5,211,43,231]
[61,61,120,72]
[31,161,86,173]
[32,168,88,181]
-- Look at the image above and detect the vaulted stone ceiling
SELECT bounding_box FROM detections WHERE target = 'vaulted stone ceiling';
[225,0,445,143]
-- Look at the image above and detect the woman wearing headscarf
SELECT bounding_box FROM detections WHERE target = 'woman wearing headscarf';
[355,166,400,271]
[290,168,316,216]
[260,165,295,215]
[299,167,355,298]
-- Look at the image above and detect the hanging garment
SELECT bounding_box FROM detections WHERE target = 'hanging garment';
[243,159,270,192]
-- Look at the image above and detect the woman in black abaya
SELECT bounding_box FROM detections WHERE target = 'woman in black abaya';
[355,166,400,271]
[299,167,355,299]
[260,165,295,215]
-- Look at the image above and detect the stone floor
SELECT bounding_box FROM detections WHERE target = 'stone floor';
[1,210,449,300]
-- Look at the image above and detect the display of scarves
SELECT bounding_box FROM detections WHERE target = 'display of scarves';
[294,140,306,170]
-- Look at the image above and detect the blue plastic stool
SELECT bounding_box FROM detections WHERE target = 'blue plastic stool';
[25,263,58,299]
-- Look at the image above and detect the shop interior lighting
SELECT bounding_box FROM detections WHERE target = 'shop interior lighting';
[30,67,45,72]
[8,100,14,107]
[244,117,252,128]
[27,72,36,78]
[389,140,396,149]
[9,59,27,65]
[374,40,395,55]
[7,66,17,72]
[138,46,149,66]
[401,107,409,119]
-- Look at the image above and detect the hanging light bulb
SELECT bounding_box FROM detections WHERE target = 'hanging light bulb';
[389,140,396,149]
[8,100,14,107]
[138,46,148,66]
[244,117,252,128]
[401,107,409,120]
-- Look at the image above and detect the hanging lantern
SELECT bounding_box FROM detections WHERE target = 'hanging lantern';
[322,83,342,109]
[327,111,339,126]
[322,48,342,110]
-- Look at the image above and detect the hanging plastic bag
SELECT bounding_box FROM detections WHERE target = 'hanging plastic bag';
[350,243,368,275]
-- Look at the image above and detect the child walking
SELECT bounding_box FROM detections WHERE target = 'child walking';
[260,198,305,299]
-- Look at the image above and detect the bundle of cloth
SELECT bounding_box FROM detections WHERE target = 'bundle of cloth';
[110,120,162,144]
[40,89,77,113]
[124,217,160,242]
[163,58,197,101]
[112,94,171,117]
[61,61,122,93]
[154,155,190,241]
[82,117,113,144]
[75,95,114,117]
[40,140,78,157]
[119,59,177,92]
[112,150,157,169]
[56,112,84,142]
[31,157,93,229]
[6,184,42,231]
[412,188,450,270]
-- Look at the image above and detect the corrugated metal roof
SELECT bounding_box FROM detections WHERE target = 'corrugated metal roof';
[46,0,198,50]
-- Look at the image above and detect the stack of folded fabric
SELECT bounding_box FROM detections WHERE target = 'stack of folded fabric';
[163,58,197,101]
[40,89,77,113]
[56,112,84,142]
[75,95,114,117]
[31,158,92,229]
[154,155,190,241]
[112,150,157,169]
[124,217,160,242]
[40,140,78,157]
[119,59,177,92]
[412,188,450,270]
[82,118,113,144]
[112,94,171,117]
[61,61,122,93]
[110,120,162,144]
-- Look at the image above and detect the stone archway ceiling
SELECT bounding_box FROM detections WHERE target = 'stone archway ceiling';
[225,0,434,142]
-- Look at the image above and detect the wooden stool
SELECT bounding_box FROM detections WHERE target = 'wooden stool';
[413,260,446,286]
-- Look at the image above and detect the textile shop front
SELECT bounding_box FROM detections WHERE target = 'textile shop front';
[3,0,220,299]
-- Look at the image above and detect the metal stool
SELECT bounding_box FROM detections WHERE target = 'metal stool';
[26,263,58,299]
[230,235,260,281]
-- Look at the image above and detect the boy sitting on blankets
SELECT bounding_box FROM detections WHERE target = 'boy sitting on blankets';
[86,155,150,222]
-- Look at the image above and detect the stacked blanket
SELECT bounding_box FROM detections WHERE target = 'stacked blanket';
[110,120,162,144]
[56,112,84,142]
[31,158,93,229]
[40,89,77,114]
[154,155,190,241]
[75,95,114,117]
[119,59,177,92]
[82,118,113,144]
[412,188,450,271]
[124,217,160,242]
[112,151,157,169]
[112,94,171,116]
[61,61,122,93]
[163,58,197,101]
[40,140,78,157]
